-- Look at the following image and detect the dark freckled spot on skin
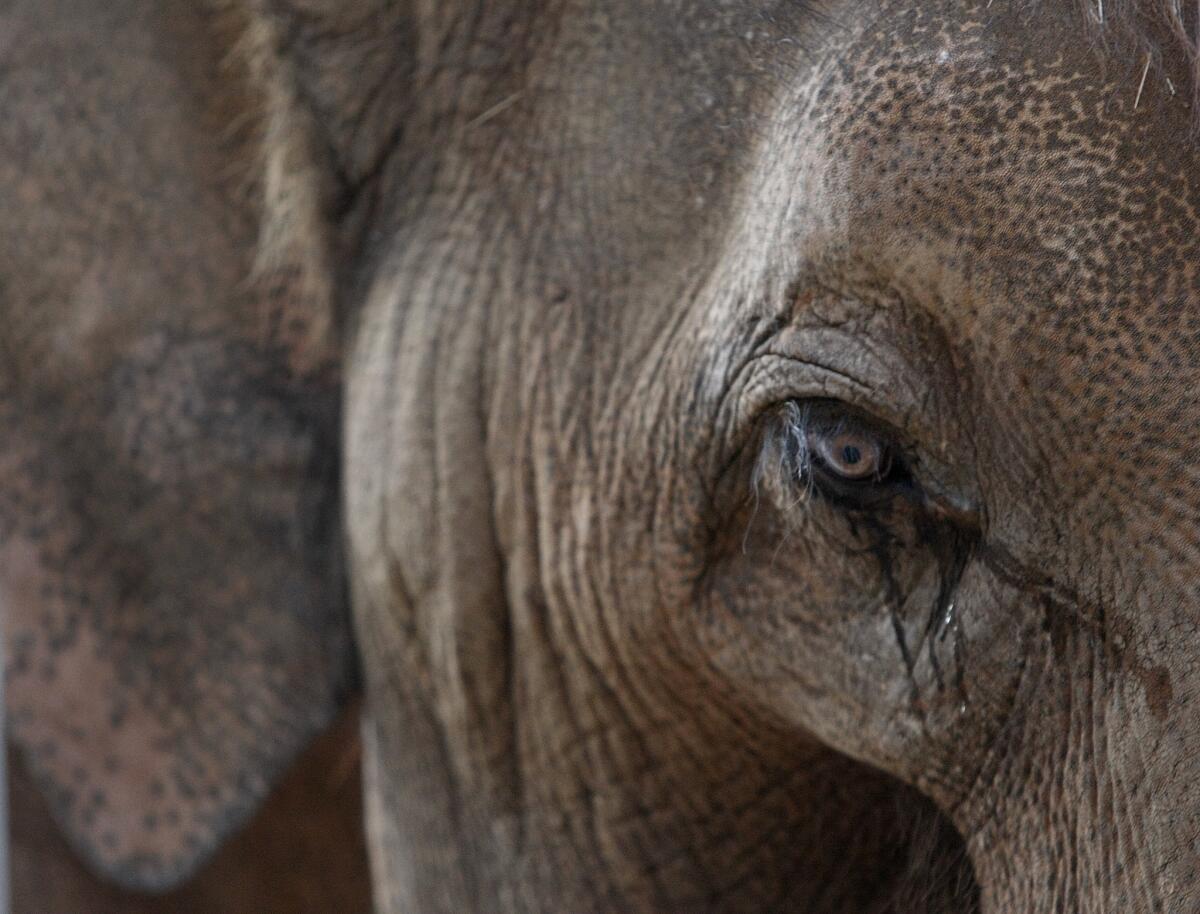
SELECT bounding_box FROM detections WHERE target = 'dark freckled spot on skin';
[57,786,77,812]
[1141,665,1174,721]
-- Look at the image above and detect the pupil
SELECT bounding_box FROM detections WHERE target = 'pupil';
[841,445,862,466]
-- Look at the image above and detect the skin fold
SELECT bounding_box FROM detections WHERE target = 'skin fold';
[6,0,1200,912]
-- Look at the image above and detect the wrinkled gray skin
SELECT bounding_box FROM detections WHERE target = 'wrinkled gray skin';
[6,0,1200,911]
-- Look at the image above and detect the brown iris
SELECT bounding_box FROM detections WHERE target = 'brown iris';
[813,428,890,481]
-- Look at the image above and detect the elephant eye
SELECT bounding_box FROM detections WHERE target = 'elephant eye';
[812,427,891,481]
[766,401,911,508]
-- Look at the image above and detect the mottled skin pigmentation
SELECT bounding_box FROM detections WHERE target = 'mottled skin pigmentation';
[7,0,1200,912]
[9,706,371,913]
[0,0,357,892]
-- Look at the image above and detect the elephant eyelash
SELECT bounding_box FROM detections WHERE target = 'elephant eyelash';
[753,401,817,499]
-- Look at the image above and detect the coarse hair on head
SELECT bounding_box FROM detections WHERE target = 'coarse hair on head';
[1063,0,1200,112]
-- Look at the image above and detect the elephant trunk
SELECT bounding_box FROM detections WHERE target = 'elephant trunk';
[958,617,1198,913]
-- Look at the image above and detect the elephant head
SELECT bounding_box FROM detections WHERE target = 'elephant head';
[344,0,1200,911]
[9,0,1200,912]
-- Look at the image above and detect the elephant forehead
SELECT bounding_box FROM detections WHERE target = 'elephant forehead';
[779,3,1200,491]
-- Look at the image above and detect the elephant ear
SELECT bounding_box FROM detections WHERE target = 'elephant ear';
[0,0,359,891]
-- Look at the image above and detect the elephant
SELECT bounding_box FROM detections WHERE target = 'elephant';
[8,706,371,913]
[5,0,1200,911]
